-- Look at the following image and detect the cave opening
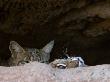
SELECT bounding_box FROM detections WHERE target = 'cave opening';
[0,0,110,66]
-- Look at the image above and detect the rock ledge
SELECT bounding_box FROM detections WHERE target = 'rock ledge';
[0,62,109,82]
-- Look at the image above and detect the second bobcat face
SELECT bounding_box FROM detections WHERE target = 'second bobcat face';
[50,59,79,69]
[50,57,87,69]
[9,40,54,66]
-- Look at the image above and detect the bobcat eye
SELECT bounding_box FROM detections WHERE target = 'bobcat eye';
[57,64,67,69]
[57,65,66,69]
[18,60,29,65]
[25,61,29,63]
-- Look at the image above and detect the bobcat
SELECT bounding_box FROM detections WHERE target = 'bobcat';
[50,57,87,69]
[8,40,54,66]
[50,48,87,69]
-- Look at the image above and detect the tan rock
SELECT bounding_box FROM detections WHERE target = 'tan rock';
[0,62,109,82]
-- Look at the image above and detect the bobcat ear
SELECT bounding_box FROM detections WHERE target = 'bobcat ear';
[9,41,24,53]
[42,40,54,53]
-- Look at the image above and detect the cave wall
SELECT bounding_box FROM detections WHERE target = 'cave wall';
[0,0,110,65]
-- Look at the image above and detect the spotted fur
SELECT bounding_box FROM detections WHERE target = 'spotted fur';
[50,56,87,69]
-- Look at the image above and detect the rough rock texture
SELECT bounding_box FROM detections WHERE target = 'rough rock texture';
[0,0,110,65]
[0,62,110,82]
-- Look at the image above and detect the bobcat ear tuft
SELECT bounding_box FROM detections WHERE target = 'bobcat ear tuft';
[9,41,24,53]
[42,40,54,53]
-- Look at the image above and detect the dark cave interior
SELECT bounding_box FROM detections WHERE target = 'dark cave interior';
[0,0,110,66]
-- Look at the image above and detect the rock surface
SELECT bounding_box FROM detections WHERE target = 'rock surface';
[0,62,109,82]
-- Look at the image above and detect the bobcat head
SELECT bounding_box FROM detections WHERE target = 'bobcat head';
[50,57,86,69]
[9,40,54,66]
[50,59,79,69]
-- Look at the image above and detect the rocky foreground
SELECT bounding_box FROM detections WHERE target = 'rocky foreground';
[0,62,109,82]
